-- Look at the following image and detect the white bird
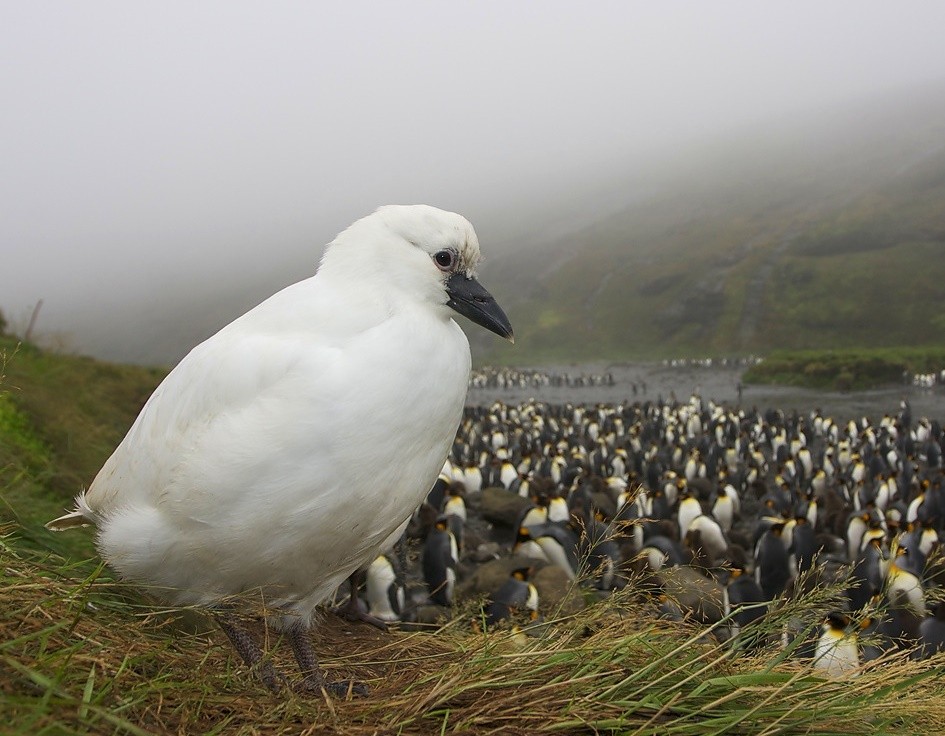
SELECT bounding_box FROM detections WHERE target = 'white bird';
[46,205,513,695]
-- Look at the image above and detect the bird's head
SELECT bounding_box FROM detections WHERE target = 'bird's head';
[322,205,513,341]
[824,611,851,632]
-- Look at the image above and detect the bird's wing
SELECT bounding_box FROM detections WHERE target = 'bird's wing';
[83,319,341,516]
[81,275,465,527]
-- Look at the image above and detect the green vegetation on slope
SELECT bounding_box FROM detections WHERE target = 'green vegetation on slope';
[0,335,165,558]
[743,346,945,391]
[476,92,945,366]
[757,164,945,353]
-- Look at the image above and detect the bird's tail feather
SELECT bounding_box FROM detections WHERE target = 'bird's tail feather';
[45,492,97,531]
[45,511,91,531]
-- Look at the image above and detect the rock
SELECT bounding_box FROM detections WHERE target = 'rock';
[657,566,725,624]
[533,564,585,615]
[472,541,502,563]
[403,604,453,628]
[457,556,541,600]
[480,486,531,527]
[462,528,486,556]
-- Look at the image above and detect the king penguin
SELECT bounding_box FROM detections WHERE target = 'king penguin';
[917,600,945,659]
[724,563,767,643]
[483,566,539,627]
[423,516,458,607]
[813,612,860,678]
[365,554,405,623]
[755,522,790,600]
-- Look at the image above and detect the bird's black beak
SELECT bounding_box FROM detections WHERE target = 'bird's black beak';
[446,272,514,343]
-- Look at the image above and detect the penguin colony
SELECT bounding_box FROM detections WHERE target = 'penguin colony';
[469,356,763,392]
[359,389,945,674]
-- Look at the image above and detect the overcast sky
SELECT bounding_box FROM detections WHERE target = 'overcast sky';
[3,1,945,362]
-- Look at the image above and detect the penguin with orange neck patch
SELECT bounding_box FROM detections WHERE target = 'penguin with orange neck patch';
[483,565,539,627]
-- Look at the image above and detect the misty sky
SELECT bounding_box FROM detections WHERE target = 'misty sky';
[3,1,945,363]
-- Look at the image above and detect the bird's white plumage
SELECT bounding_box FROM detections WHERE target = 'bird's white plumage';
[51,205,489,629]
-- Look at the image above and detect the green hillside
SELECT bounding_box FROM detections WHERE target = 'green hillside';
[476,88,945,365]
[0,335,165,558]
[743,346,945,391]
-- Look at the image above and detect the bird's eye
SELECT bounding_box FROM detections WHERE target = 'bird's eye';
[434,250,456,271]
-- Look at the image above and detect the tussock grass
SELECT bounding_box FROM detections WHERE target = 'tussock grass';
[744,346,945,391]
[3,523,944,735]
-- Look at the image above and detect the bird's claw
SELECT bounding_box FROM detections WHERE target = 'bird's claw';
[295,676,370,698]
[331,605,390,631]
[256,664,289,694]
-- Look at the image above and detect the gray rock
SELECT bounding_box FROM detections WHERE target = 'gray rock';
[472,541,503,563]
[480,486,531,527]
[404,604,453,628]
[457,555,541,600]
[534,564,585,615]
[657,566,725,624]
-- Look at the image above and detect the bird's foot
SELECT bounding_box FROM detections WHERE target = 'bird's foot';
[216,612,288,694]
[331,604,390,631]
[286,624,370,697]
[257,663,290,694]
[295,674,370,698]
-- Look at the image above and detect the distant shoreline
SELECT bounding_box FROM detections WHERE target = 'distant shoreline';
[467,362,945,423]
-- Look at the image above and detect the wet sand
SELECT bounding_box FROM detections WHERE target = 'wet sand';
[468,362,945,422]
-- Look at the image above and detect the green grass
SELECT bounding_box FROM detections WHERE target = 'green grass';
[0,335,165,559]
[743,346,945,391]
[3,524,945,735]
[477,125,945,366]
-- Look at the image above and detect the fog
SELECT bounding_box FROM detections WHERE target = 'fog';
[2,1,945,364]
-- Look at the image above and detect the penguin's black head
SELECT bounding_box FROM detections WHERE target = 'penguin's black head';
[825,611,851,631]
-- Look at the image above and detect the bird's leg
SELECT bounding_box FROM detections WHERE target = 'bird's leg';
[215,613,285,692]
[394,535,409,580]
[286,625,369,697]
[331,568,389,631]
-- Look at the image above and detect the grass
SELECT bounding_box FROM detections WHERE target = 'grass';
[743,346,945,391]
[476,128,945,366]
[3,524,945,735]
[0,335,165,560]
